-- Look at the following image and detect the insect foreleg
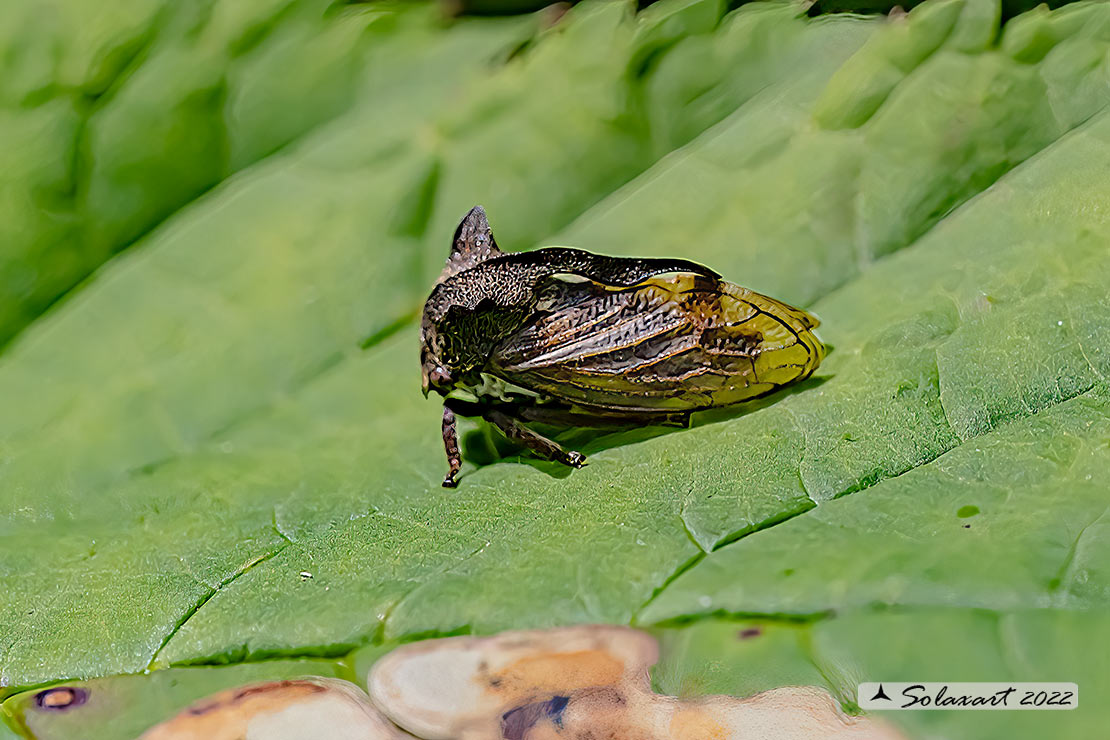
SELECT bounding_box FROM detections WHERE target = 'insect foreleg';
[441,404,462,488]
[438,398,587,480]
[483,408,587,469]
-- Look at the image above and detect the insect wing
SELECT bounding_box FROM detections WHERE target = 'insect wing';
[489,273,824,412]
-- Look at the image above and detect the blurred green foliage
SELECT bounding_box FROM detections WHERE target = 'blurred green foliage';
[2,0,1110,737]
[0,0,534,348]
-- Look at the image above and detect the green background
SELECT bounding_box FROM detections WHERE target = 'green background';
[2,0,1109,736]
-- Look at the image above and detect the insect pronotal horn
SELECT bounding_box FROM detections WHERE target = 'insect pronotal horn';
[438,206,504,284]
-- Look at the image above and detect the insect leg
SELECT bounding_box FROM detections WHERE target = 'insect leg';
[483,408,587,469]
[441,404,462,488]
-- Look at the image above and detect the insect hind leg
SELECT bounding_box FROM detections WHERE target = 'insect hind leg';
[483,408,587,469]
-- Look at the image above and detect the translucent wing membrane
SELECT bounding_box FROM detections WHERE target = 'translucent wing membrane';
[490,273,825,412]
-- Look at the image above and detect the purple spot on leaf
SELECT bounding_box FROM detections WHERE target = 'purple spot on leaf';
[34,687,89,711]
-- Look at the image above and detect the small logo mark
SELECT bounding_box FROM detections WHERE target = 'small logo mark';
[870,684,892,702]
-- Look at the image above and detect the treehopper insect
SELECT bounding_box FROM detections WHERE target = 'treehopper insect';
[420,207,826,487]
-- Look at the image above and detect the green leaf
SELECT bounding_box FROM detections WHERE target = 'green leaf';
[0,0,538,347]
[2,0,1109,737]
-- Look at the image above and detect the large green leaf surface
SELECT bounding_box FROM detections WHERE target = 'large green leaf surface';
[2,0,1110,736]
[0,0,550,348]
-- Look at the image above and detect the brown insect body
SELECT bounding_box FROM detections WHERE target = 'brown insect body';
[421,207,825,487]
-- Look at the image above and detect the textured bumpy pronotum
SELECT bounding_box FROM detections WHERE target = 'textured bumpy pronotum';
[420,206,826,486]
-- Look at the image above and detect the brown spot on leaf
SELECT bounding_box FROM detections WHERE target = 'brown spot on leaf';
[140,678,407,740]
[34,687,88,711]
[486,649,625,698]
[371,626,905,740]
[669,707,729,740]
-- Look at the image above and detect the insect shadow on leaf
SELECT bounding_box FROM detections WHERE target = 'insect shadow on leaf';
[461,374,830,478]
[420,206,828,487]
